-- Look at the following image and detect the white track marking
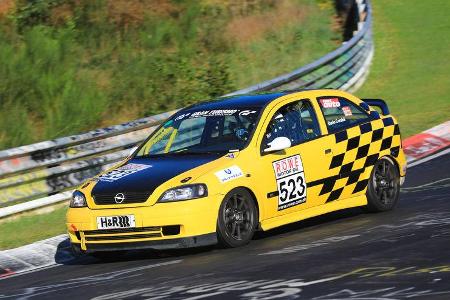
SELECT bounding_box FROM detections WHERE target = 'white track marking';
[408,148,450,168]
[402,178,450,191]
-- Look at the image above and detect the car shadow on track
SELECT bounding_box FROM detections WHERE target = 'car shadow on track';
[54,207,370,266]
[54,239,220,266]
[253,207,365,240]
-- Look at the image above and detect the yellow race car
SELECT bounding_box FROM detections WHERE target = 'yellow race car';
[67,89,406,255]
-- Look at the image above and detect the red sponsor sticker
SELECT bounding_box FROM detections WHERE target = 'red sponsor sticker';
[342,106,352,117]
[273,155,302,179]
[320,98,340,109]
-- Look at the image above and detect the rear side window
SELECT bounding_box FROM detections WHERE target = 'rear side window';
[318,97,370,133]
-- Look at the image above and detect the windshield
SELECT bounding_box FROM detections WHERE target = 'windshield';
[136,108,261,156]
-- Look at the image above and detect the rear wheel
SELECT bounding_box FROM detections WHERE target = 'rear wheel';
[366,157,400,212]
[217,188,257,248]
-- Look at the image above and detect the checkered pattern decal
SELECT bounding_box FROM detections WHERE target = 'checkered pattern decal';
[307,117,402,203]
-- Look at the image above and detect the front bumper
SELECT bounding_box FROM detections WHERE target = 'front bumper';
[71,233,217,253]
[66,195,221,251]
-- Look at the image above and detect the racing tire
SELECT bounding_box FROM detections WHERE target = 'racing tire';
[366,157,400,212]
[217,188,257,248]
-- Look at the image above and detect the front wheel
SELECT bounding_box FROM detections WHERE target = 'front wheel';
[366,157,400,212]
[217,188,257,248]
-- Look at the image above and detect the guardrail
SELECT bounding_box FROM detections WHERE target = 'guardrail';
[0,0,373,218]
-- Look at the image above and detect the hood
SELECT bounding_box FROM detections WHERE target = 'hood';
[91,153,223,196]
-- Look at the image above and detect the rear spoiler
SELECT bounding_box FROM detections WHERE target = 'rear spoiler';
[361,99,390,115]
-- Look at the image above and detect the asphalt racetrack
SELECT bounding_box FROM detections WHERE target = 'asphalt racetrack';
[0,152,449,299]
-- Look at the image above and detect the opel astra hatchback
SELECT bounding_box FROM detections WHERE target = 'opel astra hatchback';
[67,89,406,256]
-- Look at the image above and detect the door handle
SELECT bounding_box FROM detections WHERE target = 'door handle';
[325,149,332,154]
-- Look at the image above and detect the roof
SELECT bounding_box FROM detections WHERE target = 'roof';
[182,92,288,112]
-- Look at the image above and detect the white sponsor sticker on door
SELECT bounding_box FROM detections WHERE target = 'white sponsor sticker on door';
[215,165,244,183]
[272,155,307,210]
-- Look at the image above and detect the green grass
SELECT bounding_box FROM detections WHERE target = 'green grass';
[0,206,67,250]
[0,0,339,149]
[356,0,450,137]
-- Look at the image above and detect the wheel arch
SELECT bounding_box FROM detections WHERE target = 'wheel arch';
[363,155,400,194]
[379,154,401,174]
[365,154,401,212]
[231,186,261,228]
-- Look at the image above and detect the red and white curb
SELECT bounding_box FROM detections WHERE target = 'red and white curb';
[403,121,450,165]
[0,121,449,279]
[0,234,73,279]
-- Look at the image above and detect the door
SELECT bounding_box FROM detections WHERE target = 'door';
[311,95,373,205]
[253,99,332,219]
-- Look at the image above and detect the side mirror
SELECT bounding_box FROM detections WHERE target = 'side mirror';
[264,137,292,153]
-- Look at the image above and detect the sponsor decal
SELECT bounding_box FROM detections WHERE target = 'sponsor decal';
[97,215,135,229]
[99,163,151,182]
[174,113,191,121]
[215,165,244,183]
[320,98,340,109]
[174,109,258,120]
[190,110,238,118]
[342,106,352,117]
[327,117,346,126]
[239,110,257,116]
[272,155,307,210]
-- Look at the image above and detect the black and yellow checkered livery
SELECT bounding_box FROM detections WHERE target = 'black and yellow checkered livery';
[308,116,402,204]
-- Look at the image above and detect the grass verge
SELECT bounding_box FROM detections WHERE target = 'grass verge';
[0,206,67,250]
[0,0,339,149]
[356,0,450,137]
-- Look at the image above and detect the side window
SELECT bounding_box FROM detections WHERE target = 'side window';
[299,101,321,140]
[318,97,370,133]
[263,100,321,149]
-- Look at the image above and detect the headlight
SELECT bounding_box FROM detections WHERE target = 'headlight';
[70,190,87,208]
[158,184,208,203]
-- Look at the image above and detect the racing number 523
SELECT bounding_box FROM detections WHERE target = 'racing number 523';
[279,174,306,202]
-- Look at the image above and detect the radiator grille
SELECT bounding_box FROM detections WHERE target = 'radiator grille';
[84,226,161,235]
[83,226,163,242]
[93,191,151,205]
[85,233,162,241]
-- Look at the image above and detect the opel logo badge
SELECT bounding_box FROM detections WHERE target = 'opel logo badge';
[114,193,125,204]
